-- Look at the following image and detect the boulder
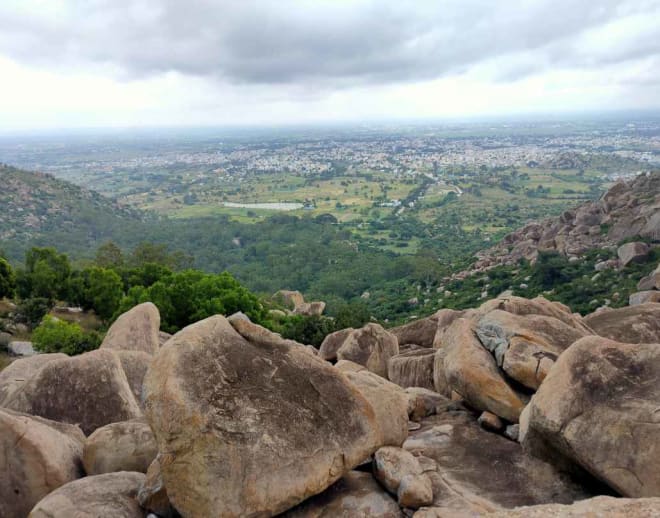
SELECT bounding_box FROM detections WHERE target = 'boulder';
[432,348,451,397]
[293,301,326,316]
[144,315,382,518]
[477,295,592,333]
[101,302,160,355]
[637,264,660,291]
[3,349,143,435]
[8,340,35,356]
[83,419,158,475]
[113,350,153,405]
[342,369,409,447]
[522,336,660,497]
[584,303,660,343]
[431,309,466,348]
[28,471,146,518]
[475,310,588,390]
[336,323,399,378]
[629,290,660,305]
[373,446,433,509]
[274,289,306,309]
[387,348,435,390]
[403,411,590,515]
[390,313,440,348]
[405,387,450,421]
[478,411,504,432]
[283,471,404,517]
[442,318,525,422]
[0,353,68,405]
[0,409,84,518]
[138,456,177,518]
[617,241,650,266]
[319,328,353,362]
[229,316,310,351]
[487,496,660,517]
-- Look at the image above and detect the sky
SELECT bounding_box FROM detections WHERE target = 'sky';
[0,0,659,130]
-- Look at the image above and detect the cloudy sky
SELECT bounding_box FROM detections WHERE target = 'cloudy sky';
[0,0,659,130]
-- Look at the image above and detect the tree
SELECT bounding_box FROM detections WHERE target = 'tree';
[32,316,101,355]
[95,241,124,269]
[18,247,71,301]
[85,268,124,320]
[0,258,15,299]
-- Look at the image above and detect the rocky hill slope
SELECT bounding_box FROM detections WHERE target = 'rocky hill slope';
[0,164,142,260]
[2,291,660,516]
[464,171,660,275]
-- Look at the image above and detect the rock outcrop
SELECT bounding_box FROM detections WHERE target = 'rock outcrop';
[461,172,660,274]
[0,353,68,406]
[0,409,84,518]
[522,336,660,497]
[143,315,383,518]
[319,328,353,361]
[387,348,435,390]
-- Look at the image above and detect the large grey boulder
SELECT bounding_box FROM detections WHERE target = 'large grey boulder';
[144,315,382,518]
[1,409,84,518]
[336,323,399,378]
[390,313,441,348]
[3,349,142,435]
[83,419,158,475]
[101,302,160,355]
[373,446,433,509]
[319,328,353,361]
[522,336,660,497]
[28,472,146,518]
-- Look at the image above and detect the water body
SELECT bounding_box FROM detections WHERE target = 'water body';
[222,202,304,211]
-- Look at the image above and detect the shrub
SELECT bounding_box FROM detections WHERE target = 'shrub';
[32,316,102,355]
[14,297,52,328]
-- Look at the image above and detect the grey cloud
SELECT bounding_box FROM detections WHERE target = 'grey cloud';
[0,0,658,87]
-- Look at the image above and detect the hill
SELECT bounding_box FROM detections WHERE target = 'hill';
[0,164,145,262]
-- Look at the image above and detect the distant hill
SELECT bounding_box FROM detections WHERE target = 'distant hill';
[460,171,660,277]
[0,164,144,262]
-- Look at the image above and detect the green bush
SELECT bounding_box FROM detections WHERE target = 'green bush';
[278,315,337,347]
[32,316,102,355]
[15,298,52,328]
[0,258,15,299]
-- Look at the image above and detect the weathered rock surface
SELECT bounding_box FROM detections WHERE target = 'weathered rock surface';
[28,471,146,518]
[637,264,660,291]
[387,348,435,390]
[522,335,660,497]
[487,495,660,517]
[319,328,353,361]
[475,309,588,390]
[583,303,660,343]
[274,289,306,309]
[442,318,525,422]
[0,353,68,405]
[158,331,172,346]
[617,241,651,267]
[144,315,382,518]
[101,302,160,355]
[403,411,590,515]
[283,471,404,517]
[342,368,409,447]
[8,340,35,356]
[629,290,660,305]
[336,323,399,378]
[478,411,504,432]
[1,409,84,518]
[3,349,143,435]
[293,301,326,316]
[83,419,158,475]
[431,309,466,348]
[373,446,433,508]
